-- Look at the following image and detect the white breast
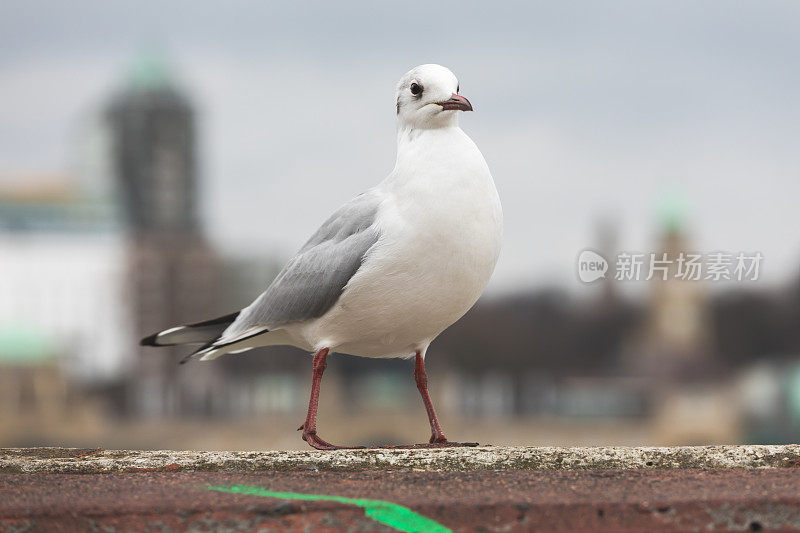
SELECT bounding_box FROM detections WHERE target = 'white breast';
[293,126,502,358]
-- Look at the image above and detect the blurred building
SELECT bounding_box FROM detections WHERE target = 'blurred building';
[0,324,63,426]
[0,323,103,446]
[105,54,225,417]
[107,57,199,235]
[738,360,800,443]
[0,174,129,380]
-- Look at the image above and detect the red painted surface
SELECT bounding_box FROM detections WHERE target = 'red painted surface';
[2,469,800,532]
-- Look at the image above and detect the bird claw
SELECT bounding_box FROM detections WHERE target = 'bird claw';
[301,430,337,450]
[299,427,364,450]
[430,433,448,444]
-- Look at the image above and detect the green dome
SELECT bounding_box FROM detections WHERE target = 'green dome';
[657,188,688,234]
[126,48,174,91]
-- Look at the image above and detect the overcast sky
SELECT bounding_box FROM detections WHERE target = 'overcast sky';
[1,1,799,294]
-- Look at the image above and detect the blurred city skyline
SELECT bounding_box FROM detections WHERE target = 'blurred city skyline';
[2,1,799,293]
[2,1,800,450]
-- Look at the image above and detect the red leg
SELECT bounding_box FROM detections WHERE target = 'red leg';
[298,348,359,450]
[415,351,448,444]
[298,348,334,449]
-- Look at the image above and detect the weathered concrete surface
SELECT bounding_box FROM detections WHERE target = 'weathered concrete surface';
[3,469,800,532]
[4,447,800,532]
[2,445,800,473]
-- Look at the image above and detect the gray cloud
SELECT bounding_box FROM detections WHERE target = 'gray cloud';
[1,1,798,292]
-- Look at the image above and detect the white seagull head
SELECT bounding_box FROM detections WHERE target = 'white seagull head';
[395,64,472,130]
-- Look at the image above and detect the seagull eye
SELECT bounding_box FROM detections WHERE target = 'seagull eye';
[410,82,423,96]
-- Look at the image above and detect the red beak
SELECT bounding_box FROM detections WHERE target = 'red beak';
[437,93,473,112]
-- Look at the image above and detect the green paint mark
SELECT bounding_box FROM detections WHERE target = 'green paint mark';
[206,484,451,533]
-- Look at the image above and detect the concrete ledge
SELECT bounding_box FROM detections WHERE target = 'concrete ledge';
[3,445,800,473]
[5,447,800,531]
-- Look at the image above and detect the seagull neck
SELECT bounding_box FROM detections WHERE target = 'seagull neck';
[392,125,466,179]
[396,124,461,148]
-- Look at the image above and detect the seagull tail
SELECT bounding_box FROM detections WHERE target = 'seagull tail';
[178,326,272,364]
[140,311,240,348]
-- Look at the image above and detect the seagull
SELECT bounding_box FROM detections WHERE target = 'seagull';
[141,64,503,449]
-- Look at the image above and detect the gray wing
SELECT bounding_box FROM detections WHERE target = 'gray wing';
[219,189,383,343]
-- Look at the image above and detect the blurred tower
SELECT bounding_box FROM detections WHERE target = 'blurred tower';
[106,52,222,416]
[628,191,713,379]
[107,56,198,234]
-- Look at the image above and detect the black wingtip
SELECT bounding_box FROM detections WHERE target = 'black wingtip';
[178,353,197,365]
[140,333,160,346]
[179,342,212,365]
